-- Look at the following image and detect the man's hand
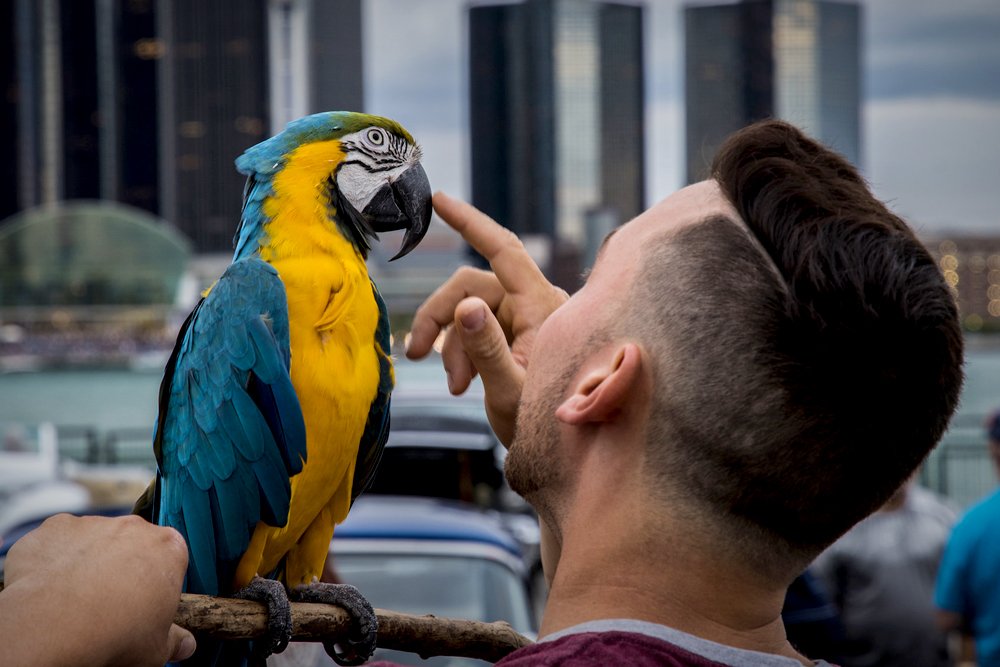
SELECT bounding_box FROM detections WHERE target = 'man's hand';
[1,513,196,666]
[406,192,568,445]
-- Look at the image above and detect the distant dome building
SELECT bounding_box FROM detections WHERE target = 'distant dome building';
[0,200,191,308]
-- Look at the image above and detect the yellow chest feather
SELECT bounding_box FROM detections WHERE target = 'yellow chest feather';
[262,141,385,509]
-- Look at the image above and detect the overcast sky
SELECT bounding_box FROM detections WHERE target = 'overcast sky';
[361,0,1000,236]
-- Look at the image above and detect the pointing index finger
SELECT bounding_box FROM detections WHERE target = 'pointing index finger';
[433,191,548,294]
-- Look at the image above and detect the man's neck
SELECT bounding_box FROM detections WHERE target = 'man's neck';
[539,500,811,665]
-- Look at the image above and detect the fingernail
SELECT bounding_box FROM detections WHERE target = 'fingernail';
[177,634,197,660]
[461,307,485,332]
[446,370,454,392]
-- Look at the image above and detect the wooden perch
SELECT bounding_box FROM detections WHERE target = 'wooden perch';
[0,582,532,661]
[176,593,532,662]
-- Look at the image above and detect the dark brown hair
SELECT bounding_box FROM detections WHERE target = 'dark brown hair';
[636,120,963,569]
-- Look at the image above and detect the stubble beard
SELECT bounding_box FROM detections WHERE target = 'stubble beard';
[505,395,560,504]
[504,363,578,512]
[503,333,605,519]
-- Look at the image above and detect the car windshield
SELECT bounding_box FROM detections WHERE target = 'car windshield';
[334,552,534,667]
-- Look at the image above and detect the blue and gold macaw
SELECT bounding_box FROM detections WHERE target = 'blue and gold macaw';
[135,111,430,665]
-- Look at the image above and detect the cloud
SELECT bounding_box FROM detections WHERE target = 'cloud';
[865,96,1000,233]
[364,0,467,130]
[861,0,1000,101]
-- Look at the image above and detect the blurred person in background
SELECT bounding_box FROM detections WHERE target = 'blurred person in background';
[781,568,848,663]
[811,474,957,666]
[935,410,1000,667]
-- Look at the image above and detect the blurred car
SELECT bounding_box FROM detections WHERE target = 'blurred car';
[381,359,538,540]
[373,377,547,618]
[270,495,536,667]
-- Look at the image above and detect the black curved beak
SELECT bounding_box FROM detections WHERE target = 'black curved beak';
[362,163,432,261]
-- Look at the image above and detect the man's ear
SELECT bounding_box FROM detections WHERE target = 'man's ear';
[555,343,643,425]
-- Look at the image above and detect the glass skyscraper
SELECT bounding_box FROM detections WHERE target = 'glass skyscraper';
[469,0,644,284]
[2,0,363,254]
[685,0,860,182]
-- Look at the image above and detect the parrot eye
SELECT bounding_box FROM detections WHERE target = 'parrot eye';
[365,129,385,147]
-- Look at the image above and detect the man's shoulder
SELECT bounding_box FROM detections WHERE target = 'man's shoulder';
[495,630,732,667]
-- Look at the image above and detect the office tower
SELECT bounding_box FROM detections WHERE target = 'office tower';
[3,0,159,219]
[469,0,645,281]
[2,0,364,254]
[157,0,271,251]
[1,1,24,221]
[160,0,365,252]
[685,0,860,182]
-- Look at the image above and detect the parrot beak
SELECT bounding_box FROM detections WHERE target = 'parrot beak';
[362,163,432,261]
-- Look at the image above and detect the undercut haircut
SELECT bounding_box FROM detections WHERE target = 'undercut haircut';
[636,120,963,571]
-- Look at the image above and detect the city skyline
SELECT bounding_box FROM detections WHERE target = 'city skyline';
[2,0,997,240]
[364,0,1000,236]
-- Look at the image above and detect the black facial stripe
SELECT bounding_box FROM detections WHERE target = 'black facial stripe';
[340,158,405,174]
[341,132,412,169]
[356,145,407,165]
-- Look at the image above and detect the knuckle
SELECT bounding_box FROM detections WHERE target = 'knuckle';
[499,226,522,245]
[412,301,428,322]
[476,331,506,362]
[499,230,526,254]
[455,266,483,282]
[43,512,74,529]
[161,526,189,561]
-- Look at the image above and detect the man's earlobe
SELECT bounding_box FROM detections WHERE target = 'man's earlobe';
[555,344,643,425]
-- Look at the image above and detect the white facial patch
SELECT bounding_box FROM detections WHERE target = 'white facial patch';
[336,128,419,214]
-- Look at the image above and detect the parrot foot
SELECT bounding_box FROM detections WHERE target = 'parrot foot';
[292,581,377,666]
[234,576,292,658]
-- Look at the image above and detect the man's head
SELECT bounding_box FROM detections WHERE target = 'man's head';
[509,119,964,579]
[506,181,737,527]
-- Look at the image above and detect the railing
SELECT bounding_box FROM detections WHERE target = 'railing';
[922,438,997,508]
[5,421,997,510]
[50,424,155,467]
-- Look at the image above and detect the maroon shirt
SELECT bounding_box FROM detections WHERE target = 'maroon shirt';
[493,630,736,666]
[368,621,836,666]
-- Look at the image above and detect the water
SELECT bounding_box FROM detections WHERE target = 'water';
[0,358,458,466]
[1,339,999,506]
[0,369,161,433]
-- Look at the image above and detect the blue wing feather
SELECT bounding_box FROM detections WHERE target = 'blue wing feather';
[180,485,218,593]
[155,258,307,597]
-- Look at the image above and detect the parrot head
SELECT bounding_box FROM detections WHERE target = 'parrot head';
[236,111,431,261]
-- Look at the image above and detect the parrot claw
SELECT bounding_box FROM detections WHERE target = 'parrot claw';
[234,576,293,658]
[292,582,378,666]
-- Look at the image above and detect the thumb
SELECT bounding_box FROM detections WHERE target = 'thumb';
[455,297,524,446]
[166,623,197,663]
